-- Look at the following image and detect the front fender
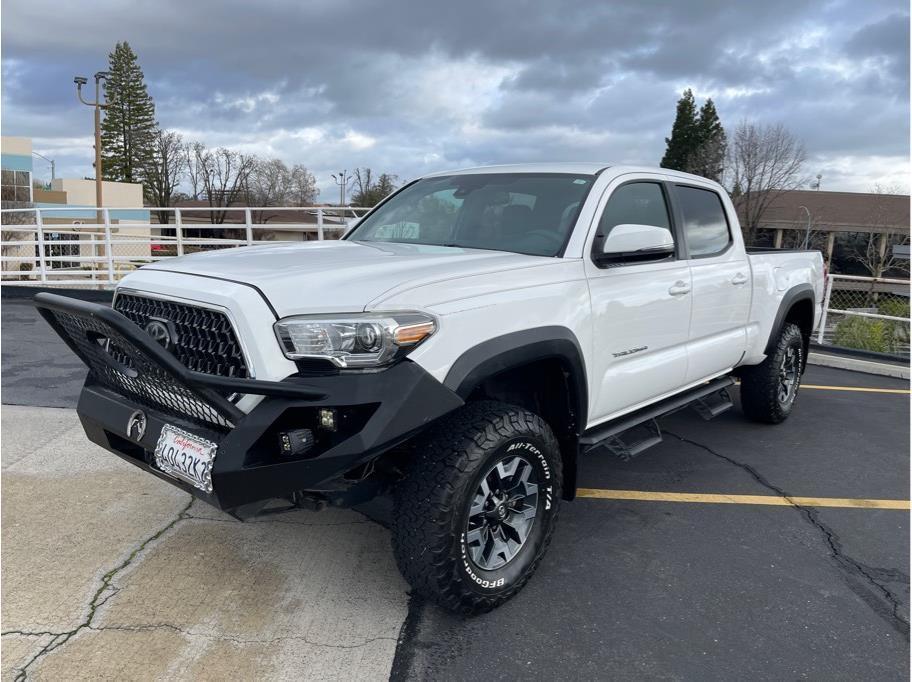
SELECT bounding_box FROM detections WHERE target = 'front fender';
[443,326,588,500]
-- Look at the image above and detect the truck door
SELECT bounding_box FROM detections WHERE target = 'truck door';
[669,183,751,383]
[584,177,692,425]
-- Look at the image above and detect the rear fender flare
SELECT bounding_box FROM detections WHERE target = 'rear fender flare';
[765,284,815,368]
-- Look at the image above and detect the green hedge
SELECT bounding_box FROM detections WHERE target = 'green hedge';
[833,316,909,354]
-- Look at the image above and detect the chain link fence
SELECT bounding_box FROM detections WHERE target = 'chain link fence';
[817,275,910,359]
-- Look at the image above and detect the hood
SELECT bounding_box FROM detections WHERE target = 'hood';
[142,240,550,315]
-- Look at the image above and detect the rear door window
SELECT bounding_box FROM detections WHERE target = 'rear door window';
[675,186,731,257]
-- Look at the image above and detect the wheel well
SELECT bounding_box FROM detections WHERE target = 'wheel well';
[784,297,814,369]
[465,357,581,500]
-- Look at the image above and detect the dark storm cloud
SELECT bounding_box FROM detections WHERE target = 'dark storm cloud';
[1,0,908,193]
[845,12,910,82]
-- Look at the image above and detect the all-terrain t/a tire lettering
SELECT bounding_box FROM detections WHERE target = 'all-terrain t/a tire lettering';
[392,401,562,615]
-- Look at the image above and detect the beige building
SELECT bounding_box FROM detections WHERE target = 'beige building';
[2,135,152,282]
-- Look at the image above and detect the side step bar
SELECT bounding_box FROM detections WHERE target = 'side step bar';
[580,377,735,461]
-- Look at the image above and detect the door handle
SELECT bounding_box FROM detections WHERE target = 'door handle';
[731,273,748,286]
[668,281,691,297]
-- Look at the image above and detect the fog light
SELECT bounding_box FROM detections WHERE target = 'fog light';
[279,428,315,457]
[318,408,337,431]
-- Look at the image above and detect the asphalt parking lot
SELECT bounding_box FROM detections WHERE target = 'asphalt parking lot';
[2,297,909,681]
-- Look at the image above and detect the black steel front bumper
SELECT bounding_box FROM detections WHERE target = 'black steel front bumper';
[34,293,464,511]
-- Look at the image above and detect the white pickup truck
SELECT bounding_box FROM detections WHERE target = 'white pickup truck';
[36,163,825,614]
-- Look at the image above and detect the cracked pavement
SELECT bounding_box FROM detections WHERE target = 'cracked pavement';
[393,366,910,680]
[666,430,909,639]
[1,404,408,681]
[2,298,910,680]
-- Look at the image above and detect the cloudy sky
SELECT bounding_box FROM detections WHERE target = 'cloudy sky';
[2,0,909,198]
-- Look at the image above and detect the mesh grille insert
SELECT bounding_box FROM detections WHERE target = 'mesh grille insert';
[114,293,249,380]
[48,309,233,430]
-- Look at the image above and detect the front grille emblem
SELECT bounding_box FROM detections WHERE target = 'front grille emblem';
[145,319,172,350]
[127,410,147,441]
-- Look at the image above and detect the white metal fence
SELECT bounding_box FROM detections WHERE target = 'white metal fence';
[4,207,910,358]
[816,274,910,358]
[0,205,370,287]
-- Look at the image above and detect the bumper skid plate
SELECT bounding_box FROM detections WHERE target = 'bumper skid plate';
[34,293,464,511]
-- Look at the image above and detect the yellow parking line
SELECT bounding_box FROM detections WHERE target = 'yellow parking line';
[576,489,910,510]
[800,384,910,394]
[733,380,909,395]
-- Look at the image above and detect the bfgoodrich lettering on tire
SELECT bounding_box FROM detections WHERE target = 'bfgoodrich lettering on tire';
[392,400,562,615]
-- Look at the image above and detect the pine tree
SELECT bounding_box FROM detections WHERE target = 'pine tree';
[687,98,727,182]
[101,42,157,184]
[660,89,698,171]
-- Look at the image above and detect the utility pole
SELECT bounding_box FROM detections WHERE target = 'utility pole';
[74,71,109,224]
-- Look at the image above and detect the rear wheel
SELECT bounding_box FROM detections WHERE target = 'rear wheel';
[740,322,804,424]
[392,401,562,615]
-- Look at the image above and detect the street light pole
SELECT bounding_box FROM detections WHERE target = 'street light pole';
[799,205,812,249]
[75,72,109,285]
[31,152,55,183]
[331,170,350,222]
[74,72,109,224]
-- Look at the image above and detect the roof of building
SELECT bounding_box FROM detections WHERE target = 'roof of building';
[751,189,910,232]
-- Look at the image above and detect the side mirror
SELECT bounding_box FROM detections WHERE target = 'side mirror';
[596,224,675,264]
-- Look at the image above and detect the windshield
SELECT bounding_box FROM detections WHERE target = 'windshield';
[345,173,595,257]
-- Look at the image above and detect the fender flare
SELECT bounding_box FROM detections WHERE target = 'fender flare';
[765,284,815,366]
[443,326,588,500]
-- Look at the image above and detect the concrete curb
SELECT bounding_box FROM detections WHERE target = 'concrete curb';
[808,351,910,380]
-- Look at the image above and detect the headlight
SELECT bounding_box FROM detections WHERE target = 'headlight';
[274,312,437,368]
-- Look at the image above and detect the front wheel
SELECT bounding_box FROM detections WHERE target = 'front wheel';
[392,401,562,615]
[740,322,805,424]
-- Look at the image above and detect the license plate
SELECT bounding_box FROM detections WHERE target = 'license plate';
[153,425,217,493]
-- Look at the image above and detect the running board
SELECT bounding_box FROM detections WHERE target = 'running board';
[691,387,734,420]
[580,377,735,461]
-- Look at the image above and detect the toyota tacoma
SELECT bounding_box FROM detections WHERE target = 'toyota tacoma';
[35,164,825,614]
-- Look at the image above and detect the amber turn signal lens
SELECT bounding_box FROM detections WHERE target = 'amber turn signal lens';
[394,321,436,346]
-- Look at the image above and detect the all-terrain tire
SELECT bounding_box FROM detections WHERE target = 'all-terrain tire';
[392,400,562,615]
[740,322,805,424]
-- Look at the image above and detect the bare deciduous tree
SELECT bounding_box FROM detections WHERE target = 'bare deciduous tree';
[851,184,910,278]
[183,141,208,200]
[185,144,256,224]
[244,159,319,223]
[726,121,807,245]
[144,129,185,225]
[245,158,290,222]
[289,165,318,206]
